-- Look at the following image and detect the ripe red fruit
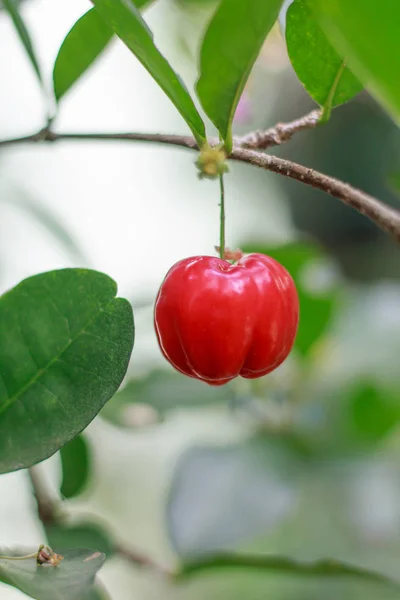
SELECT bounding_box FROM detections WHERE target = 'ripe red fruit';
[154,253,299,386]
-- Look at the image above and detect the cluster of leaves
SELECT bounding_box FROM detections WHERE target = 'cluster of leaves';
[1,0,400,598]
[5,0,400,148]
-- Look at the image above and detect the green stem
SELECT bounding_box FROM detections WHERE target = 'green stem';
[219,173,225,259]
[0,553,38,561]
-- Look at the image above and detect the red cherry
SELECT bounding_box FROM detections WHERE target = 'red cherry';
[154,253,299,386]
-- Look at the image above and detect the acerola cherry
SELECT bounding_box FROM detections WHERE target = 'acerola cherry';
[154,253,299,386]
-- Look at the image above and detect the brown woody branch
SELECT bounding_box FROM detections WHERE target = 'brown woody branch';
[236,109,322,149]
[28,467,174,577]
[231,148,400,243]
[1,125,400,243]
[116,543,174,578]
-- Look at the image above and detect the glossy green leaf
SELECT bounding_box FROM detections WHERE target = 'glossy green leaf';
[286,0,362,120]
[3,0,43,85]
[60,434,90,499]
[46,523,114,557]
[53,9,113,102]
[179,553,399,590]
[92,0,206,145]
[314,0,400,125]
[0,548,105,600]
[101,368,233,426]
[53,0,156,102]
[167,436,299,557]
[0,268,134,474]
[242,241,339,355]
[1,191,87,265]
[196,0,283,152]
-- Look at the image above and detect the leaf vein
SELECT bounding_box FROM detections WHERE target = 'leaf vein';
[0,305,108,417]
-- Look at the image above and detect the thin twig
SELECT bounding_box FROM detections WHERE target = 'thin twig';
[28,467,173,578]
[230,148,400,243]
[115,544,174,578]
[28,467,56,525]
[1,126,400,243]
[0,129,201,149]
[236,109,322,149]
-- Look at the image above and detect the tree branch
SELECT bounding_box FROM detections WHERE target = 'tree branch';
[28,467,57,525]
[28,467,174,578]
[0,129,200,149]
[1,126,400,243]
[236,109,322,149]
[115,544,174,578]
[230,148,400,243]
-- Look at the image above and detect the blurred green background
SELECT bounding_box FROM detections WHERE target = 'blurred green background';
[1,0,400,599]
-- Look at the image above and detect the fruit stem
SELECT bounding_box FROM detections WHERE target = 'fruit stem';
[219,173,225,260]
[0,552,38,561]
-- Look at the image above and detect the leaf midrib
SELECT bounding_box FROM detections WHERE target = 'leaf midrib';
[0,304,108,417]
[320,59,346,121]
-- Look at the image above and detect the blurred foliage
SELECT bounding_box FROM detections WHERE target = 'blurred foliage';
[2,0,43,86]
[178,552,399,591]
[60,435,90,500]
[387,171,400,198]
[170,565,400,600]
[101,368,233,426]
[0,549,105,600]
[83,587,111,600]
[242,240,339,355]
[167,434,303,557]
[45,523,114,557]
[0,191,87,265]
[345,383,400,445]
[274,96,400,279]
[0,0,28,7]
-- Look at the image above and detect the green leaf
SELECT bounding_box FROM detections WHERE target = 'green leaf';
[196,0,283,153]
[2,0,43,85]
[313,0,400,125]
[0,268,134,474]
[53,9,113,102]
[387,171,400,198]
[45,523,114,556]
[344,382,400,446]
[53,1,156,101]
[285,0,362,120]
[60,434,90,499]
[242,241,339,355]
[178,553,400,590]
[1,191,87,265]
[101,368,233,426]
[0,548,105,600]
[167,436,299,557]
[92,0,206,145]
